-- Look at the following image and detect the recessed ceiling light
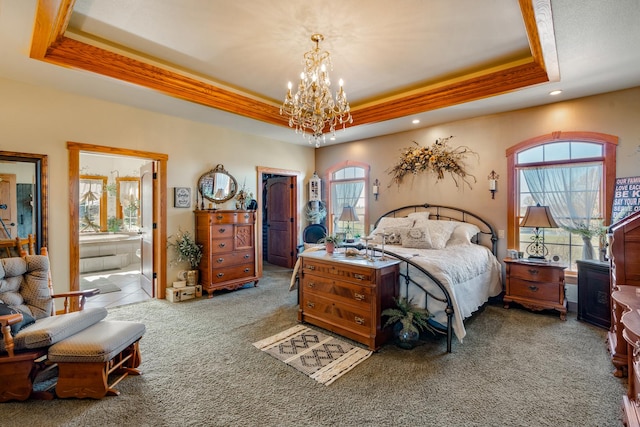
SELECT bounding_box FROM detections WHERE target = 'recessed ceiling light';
[549,90,562,96]
[412,119,420,124]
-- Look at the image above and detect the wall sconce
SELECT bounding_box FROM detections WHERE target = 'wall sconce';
[372,179,380,201]
[488,170,499,199]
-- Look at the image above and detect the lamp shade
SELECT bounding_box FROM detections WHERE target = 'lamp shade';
[339,205,359,222]
[520,205,558,229]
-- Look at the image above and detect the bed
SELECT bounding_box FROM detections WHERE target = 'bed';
[363,203,502,352]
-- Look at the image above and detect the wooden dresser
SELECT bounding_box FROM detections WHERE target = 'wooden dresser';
[608,210,640,376]
[298,251,400,350]
[195,210,259,297]
[503,258,567,320]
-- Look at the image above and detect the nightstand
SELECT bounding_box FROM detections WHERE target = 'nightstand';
[503,258,567,320]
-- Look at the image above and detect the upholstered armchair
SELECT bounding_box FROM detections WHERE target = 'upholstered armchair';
[0,253,104,402]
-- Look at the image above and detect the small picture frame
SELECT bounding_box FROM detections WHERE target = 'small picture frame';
[174,187,191,208]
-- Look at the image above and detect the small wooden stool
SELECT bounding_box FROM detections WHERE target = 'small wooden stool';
[48,320,145,399]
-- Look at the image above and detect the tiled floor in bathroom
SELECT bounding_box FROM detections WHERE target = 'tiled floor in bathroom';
[81,263,151,310]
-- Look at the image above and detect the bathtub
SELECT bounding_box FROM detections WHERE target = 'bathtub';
[79,232,142,273]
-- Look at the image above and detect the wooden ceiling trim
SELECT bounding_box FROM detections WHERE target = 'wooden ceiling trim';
[30,0,557,132]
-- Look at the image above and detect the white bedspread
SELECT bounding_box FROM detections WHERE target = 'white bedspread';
[379,243,502,343]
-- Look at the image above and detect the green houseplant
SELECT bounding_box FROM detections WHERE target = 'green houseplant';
[382,297,436,349]
[168,228,203,285]
[319,233,343,254]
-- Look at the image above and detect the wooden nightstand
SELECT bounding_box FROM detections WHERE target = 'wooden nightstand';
[503,258,567,320]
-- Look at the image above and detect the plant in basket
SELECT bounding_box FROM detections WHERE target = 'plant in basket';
[382,297,436,349]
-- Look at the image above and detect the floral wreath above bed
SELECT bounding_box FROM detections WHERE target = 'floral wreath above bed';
[388,136,478,189]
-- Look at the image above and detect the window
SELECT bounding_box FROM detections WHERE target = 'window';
[79,175,107,232]
[326,162,370,238]
[507,132,617,269]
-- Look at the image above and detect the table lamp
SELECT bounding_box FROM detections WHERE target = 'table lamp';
[520,204,558,259]
[339,205,359,241]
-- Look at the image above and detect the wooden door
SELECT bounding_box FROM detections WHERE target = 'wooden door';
[266,176,296,268]
[0,174,17,239]
[140,162,155,297]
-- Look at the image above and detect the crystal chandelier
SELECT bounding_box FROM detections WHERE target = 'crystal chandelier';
[280,34,353,148]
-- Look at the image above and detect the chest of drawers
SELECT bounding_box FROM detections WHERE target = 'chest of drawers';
[503,258,567,320]
[298,251,400,350]
[195,210,258,297]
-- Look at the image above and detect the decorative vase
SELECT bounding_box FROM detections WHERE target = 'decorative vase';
[186,269,198,286]
[326,242,335,254]
[393,323,419,350]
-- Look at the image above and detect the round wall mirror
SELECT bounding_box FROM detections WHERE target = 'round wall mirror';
[198,164,237,203]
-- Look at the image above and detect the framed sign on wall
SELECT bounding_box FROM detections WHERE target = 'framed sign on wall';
[174,187,191,208]
[612,176,640,222]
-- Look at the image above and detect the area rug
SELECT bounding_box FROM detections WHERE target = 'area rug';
[253,324,372,386]
[80,277,121,294]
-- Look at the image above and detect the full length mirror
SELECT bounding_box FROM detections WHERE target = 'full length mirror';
[0,151,48,254]
[198,164,237,204]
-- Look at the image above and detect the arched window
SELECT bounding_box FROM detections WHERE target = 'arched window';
[325,161,370,238]
[507,132,617,269]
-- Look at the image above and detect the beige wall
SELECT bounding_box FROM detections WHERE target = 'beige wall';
[315,86,640,259]
[0,77,315,293]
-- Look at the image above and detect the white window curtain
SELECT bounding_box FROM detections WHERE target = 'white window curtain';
[522,163,602,258]
[331,182,364,231]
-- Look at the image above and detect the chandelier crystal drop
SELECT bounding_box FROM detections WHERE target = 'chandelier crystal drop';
[280,34,353,148]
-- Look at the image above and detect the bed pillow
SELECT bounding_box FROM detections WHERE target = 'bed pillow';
[447,223,481,246]
[407,212,430,225]
[401,226,433,249]
[368,217,415,244]
[420,220,458,249]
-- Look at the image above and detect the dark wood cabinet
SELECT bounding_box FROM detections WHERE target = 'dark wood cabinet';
[577,259,610,329]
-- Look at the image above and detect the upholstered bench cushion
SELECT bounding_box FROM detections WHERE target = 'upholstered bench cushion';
[48,320,145,363]
[0,306,108,353]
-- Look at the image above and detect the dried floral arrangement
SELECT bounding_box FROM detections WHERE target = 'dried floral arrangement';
[387,136,478,189]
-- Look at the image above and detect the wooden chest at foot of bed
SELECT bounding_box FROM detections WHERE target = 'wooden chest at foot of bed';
[298,251,400,350]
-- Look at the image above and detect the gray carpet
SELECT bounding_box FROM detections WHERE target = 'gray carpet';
[80,277,121,294]
[4,264,625,426]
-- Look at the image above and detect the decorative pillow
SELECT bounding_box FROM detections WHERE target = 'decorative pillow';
[0,302,36,337]
[447,223,481,246]
[401,227,433,249]
[420,220,458,249]
[368,217,415,244]
[408,212,430,226]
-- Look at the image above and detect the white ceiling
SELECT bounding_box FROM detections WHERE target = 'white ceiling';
[1,0,640,147]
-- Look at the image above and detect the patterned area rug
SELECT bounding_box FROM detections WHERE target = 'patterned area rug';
[253,325,373,386]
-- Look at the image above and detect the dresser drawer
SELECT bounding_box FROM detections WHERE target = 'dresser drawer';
[509,278,559,302]
[210,237,234,253]
[211,250,254,267]
[301,259,375,285]
[211,263,255,283]
[509,263,563,283]
[301,274,372,308]
[210,224,234,237]
[301,292,371,334]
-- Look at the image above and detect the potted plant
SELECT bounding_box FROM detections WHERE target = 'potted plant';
[382,297,436,349]
[168,228,203,286]
[319,233,343,254]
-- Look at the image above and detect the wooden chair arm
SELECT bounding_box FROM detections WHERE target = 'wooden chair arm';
[0,312,23,357]
[51,289,101,313]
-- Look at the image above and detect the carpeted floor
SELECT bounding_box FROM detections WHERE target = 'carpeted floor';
[4,263,626,426]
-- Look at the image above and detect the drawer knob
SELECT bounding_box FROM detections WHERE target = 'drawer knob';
[353,273,366,281]
[244,254,250,259]
[527,268,539,275]
[307,302,315,308]
[354,292,365,301]
[244,267,250,273]
[217,272,225,278]
[216,214,223,220]
[528,285,539,292]
[308,282,315,288]
[244,214,249,219]
[219,242,226,248]
[305,265,316,271]
[355,316,365,325]
[218,228,226,233]
[217,258,224,263]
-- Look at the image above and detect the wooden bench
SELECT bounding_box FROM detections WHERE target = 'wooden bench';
[48,320,145,399]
